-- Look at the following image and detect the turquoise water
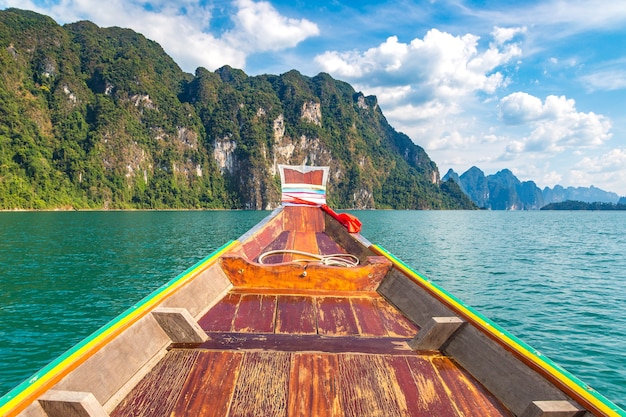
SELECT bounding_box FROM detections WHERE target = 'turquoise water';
[1,210,625,409]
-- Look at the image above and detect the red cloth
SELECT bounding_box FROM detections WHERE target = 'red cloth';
[321,204,362,233]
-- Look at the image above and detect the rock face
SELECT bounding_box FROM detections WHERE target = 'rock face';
[301,101,322,125]
[444,167,621,210]
[542,185,620,205]
[459,167,490,209]
[0,8,474,210]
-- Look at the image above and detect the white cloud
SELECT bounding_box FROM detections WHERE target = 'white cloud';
[124,9,248,71]
[316,28,522,103]
[224,0,319,52]
[6,0,319,72]
[581,69,626,92]
[427,130,478,152]
[568,149,626,195]
[315,27,524,158]
[577,148,626,174]
[473,0,626,39]
[499,92,544,124]
[491,26,526,45]
[384,101,451,123]
[539,170,563,188]
[499,93,612,154]
[532,0,626,31]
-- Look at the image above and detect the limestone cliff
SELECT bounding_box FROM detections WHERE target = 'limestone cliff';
[0,8,474,210]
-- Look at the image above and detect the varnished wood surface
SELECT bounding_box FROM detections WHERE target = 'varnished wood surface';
[111,349,199,417]
[282,167,325,186]
[282,206,325,233]
[197,292,417,338]
[220,255,392,291]
[112,349,513,417]
[221,205,392,292]
[187,332,414,355]
[112,292,513,416]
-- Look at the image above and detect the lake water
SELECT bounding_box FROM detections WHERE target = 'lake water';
[1,210,625,409]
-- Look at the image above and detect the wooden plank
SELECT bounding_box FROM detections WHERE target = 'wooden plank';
[283,206,324,232]
[111,350,199,417]
[316,232,346,256]
[323,212,376,263]
[239,212,284,260]
[383,356,428,417]
[198,333,413,355]
[151,307,208,343]
[350,297,388,337]
[282,231,298,262]
[317,297,359,336]
[229,287,380,297]
[54,312,171,408]
[197,292,241,332]
[38,390,107,417]
[520,401,584,417]
[160,262,233,320]
[220,256,390,291]
[408,316,464,351]
[291,231,320,254]
[376,296,419,337]
[254,231,290,263]
[282,167,303,183]
[171,351,243,417]
[336,354,406,417]
[275,295,317,335]
[402,354,463,416]
[228,351,291,417]
[431,355,514,417]
[336,353,482,417]
[282,167,324,185]
[232,294,277,333]
[288,354,341,417]
[378,270,454,328]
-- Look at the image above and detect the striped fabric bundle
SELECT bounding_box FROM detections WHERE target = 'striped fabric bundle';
[278,164,329,206]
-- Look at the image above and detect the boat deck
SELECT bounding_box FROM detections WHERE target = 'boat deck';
[111,290,513,417]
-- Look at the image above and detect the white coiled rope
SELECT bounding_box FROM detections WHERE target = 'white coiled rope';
[258,250,360,268]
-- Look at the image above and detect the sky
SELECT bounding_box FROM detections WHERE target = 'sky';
[3,0,626,196]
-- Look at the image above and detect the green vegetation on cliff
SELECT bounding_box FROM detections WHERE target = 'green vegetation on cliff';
[0,8,474,210]
[541,201,626,210]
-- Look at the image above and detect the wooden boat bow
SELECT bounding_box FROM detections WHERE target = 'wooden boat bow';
[1,165,624,417]
[219,205,392,292]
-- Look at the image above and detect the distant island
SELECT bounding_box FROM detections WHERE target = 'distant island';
[541,201,626,211]
[443,167,625,210]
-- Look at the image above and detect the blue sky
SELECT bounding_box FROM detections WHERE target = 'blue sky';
[4,0,626,195]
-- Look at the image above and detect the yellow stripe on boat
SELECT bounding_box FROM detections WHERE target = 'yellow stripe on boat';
[0,240,239,417]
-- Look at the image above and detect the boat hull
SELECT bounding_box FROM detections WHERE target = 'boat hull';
[1,206,623,417]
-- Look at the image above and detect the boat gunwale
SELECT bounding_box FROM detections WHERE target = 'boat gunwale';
[0,240,238,417]
[372,244,626,417]
[236,207,283,243]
